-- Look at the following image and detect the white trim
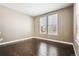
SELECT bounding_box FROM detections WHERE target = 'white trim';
[0,37,33,46]
[73,39,79,56]
[73,44,77,56]
[0,36,73,46]
[33,37,73,45]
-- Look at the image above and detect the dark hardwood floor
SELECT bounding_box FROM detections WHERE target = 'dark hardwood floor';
[0,39,75,56]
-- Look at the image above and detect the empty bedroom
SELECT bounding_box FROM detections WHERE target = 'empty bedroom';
[0,3,76,56]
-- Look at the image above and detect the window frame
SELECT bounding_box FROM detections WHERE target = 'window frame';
[39,16,47,34]
[47,14,58,35]
[39,14,58,35]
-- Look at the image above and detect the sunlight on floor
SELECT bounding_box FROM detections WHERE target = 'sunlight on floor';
[37,42,58,56]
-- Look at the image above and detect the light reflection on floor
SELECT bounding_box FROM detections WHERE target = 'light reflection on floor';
[37,42,48,56]
[37,42,58,56]
[48,45,58,56]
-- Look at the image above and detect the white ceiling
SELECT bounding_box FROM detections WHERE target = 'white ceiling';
[0,3,72,16]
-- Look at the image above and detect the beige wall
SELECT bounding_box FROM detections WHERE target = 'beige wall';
[34,6,73,43]
[0,5,34,42]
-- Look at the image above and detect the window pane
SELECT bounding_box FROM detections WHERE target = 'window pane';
[40,16,47,34]
[48,14,58,35]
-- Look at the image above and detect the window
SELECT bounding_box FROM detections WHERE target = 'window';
[40,14,58,35]
[48,14,58,35]
[40,16,47,34]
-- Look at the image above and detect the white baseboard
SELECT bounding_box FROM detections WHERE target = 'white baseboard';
[73,44,77,56]
[73,39,79,56]
[33,37,73,45]
[0,36,73,46]
[0,37,33,46]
